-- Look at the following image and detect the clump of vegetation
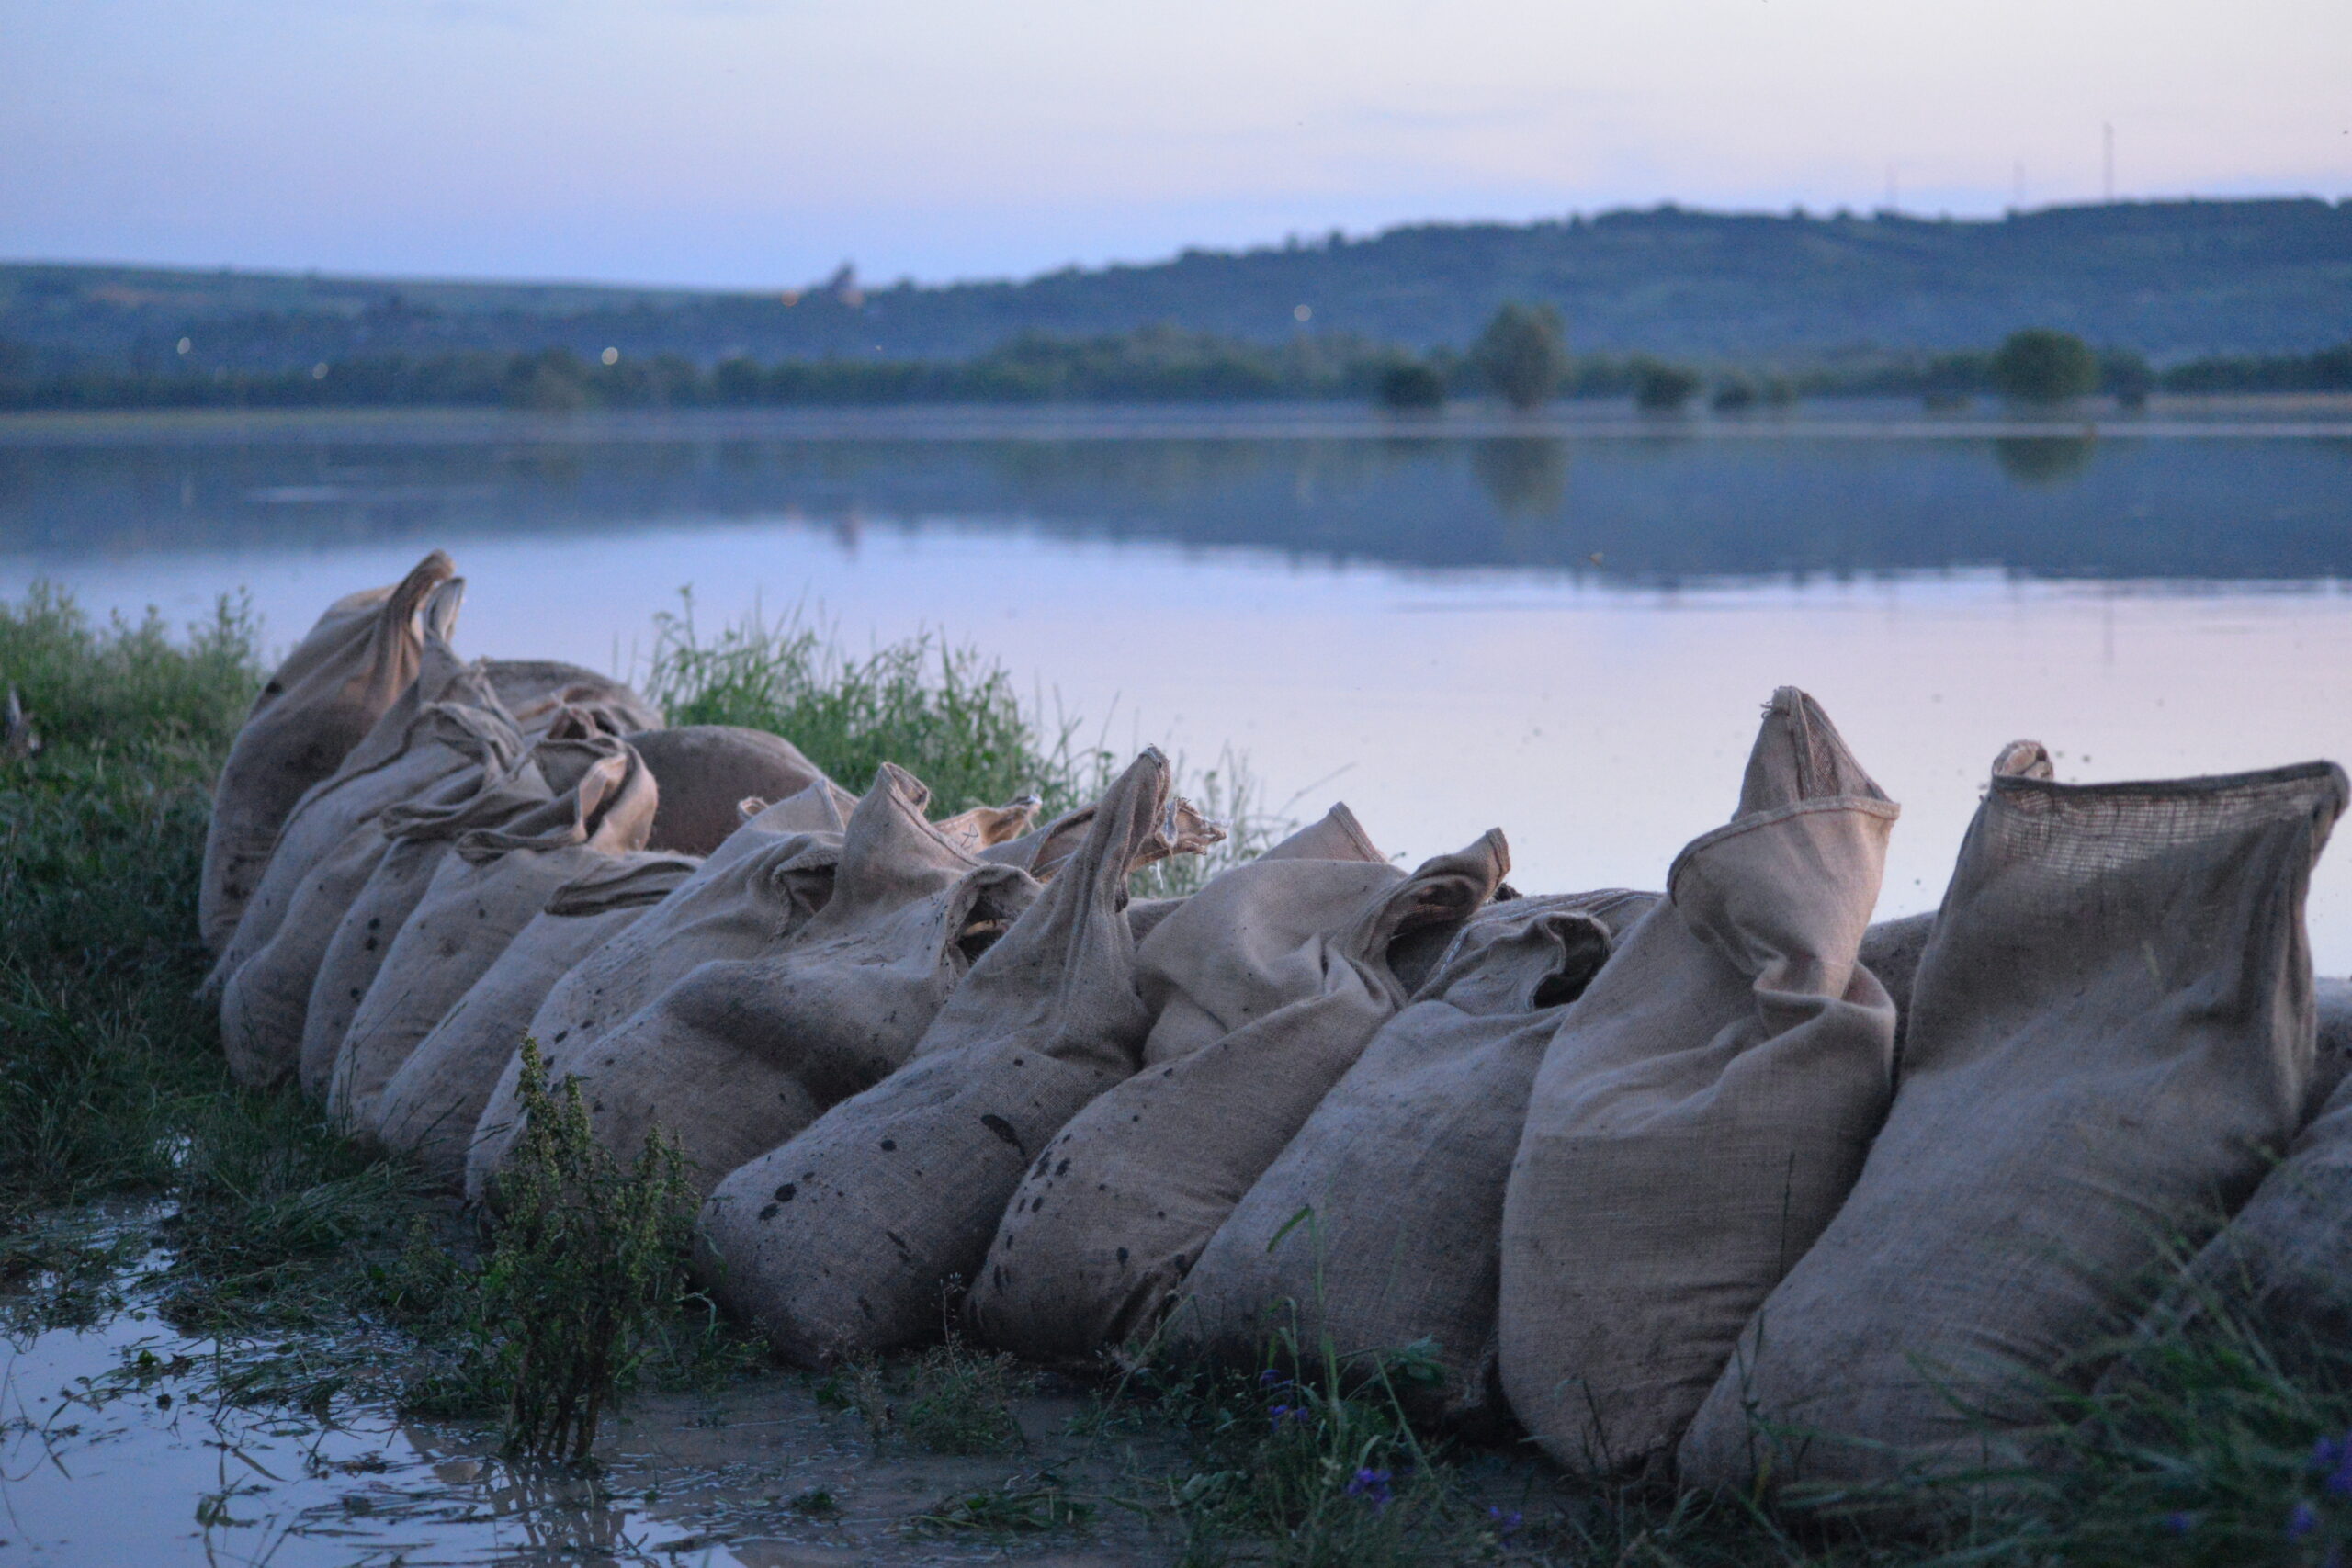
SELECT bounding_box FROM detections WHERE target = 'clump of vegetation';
[913,1472,1095,1535]
[819,1332,1035,1455]
[900,1335,1035,1454]
[1470,302,1569,412]
[641,592,1283,895]
[463,1038,700,1460]
[642,592,1053,817]
[1374,358,1446,412]
[1138,1331,1453,1568]
[0,588,259,1223]
[1989,327,2100,404]
[1632,356,1704,412]
[1971,1287,2352,1566]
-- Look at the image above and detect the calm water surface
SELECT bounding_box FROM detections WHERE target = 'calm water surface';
[6,410,2352,962]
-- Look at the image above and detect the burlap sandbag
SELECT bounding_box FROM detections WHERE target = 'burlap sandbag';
[1134,805,1396,1072]
[218,684,525,1089]
[462,780,858,1200]
[209,578,483,989]
[478,763,1042,1201]
[1850,745,2052,1060]
[483,660,662,737]
[297,746,562,1100]
[201,551,455,950]
[699,750,1218,1366]
[2311,977,2352,1115]
[977,788,1217,882]
[1678,756,2345,1495]
[372,848,701,1189]
[2116,977,2352,1351]
[1099,806,1374,956]
[331,733,660,1134]
[1170,888,1657,1425]
[966,829,1508,1364]
[1496,688,1899,1478]
[626,726,829,855]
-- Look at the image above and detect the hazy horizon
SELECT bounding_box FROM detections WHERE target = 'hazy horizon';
[4,0,2348,291]
[19,193,2352,301]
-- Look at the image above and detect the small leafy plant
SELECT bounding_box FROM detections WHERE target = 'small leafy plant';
[468,1037,698,1460]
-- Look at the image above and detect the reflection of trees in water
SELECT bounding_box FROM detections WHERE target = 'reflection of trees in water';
[1471,438,1568,517]
[6,428,2351,581]
[1993,435,2097,486]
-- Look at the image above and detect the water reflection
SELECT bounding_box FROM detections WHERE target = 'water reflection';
[1993,434,2098,486]
[1471,437,1569,516]
[3,423,2347,582]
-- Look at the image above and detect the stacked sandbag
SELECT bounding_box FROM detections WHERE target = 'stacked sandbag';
[298,743,568,1099]
[976,789,1217,882]
[329,730,661,1132]
[215,617,529,1087]
[475,763,1042,1200]
[1496,688,1899,1479]
[201,551,456,951]
[1678,754,2345,1495]
[626,725,830,855]
[1849,745,2052,1058]
[1125,804,1397,1072]
[701,749,1209,1366]
[1170,888,1657,1426]
[930,795,1044,857]
[482,660,662,737]
[463,779,858,1200]
[2117,979,2352,1351]
[210,575,476,985]
[371,848,702,1188]
[219,693,526,1089]
[967,823,1508,1364]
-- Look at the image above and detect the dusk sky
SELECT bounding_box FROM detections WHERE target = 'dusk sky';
[5,0,2347,289]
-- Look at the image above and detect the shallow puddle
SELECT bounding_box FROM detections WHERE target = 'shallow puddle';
[1,1221,1183,1565]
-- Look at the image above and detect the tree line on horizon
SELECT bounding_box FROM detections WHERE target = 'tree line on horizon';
[7,200,2348,369]
[1,314,2346,416]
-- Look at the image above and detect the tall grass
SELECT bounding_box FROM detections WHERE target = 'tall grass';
[639,592,1284,890]
[640,591,1058,816]
[0,588,260,1221]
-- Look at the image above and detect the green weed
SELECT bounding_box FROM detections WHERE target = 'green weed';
[638,590,1285,893]
[640,591,1056,816]
[912,1471,1096,1535]
[900,1334,1035,1454]
[458,1037,701,1460]
[1980,1284,2352,1567]
[820,1334,1035,1455]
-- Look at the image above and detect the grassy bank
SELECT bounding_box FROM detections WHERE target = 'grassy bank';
[6,584,2351,1565]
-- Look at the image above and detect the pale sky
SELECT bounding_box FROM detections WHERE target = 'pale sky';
[3,0,2347,289]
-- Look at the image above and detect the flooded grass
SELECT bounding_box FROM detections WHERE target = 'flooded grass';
[10,580,2352,1564]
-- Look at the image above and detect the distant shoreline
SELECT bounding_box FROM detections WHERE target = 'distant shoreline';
[5,395,2352,446]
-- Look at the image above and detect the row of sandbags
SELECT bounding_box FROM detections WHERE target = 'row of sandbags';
[201,557,2352,1504]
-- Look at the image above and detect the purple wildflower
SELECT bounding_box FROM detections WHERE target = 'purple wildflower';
[1259,1369,1289,1387]
[1487,1506,1523,1540]
[1346,1467,1394,1511]
[2290,1500,2322,1540]
[2164,1511,2196,1536]
[1267,1403,1307,1428]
